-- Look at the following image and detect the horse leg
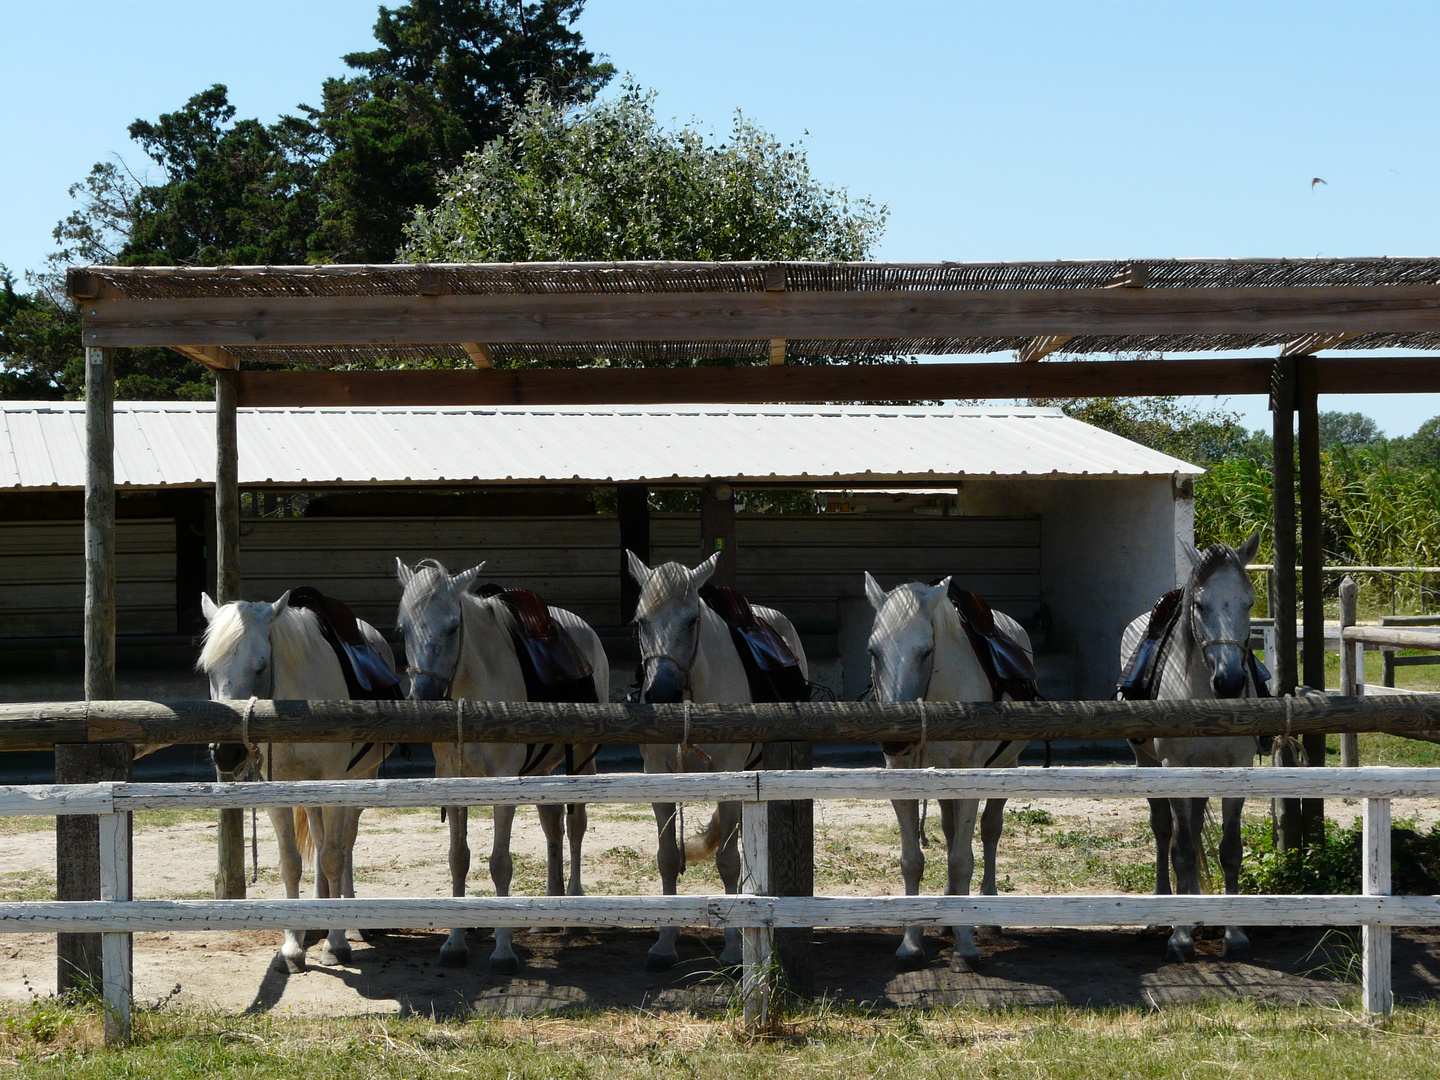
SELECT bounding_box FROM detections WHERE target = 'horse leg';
[940,798,983,971]
[488,803,520,973]
[564,789,590,939]
[715,800,744,966]
[976,796,1006,940]
[892,797,928,971]
[437,805,471,967]
[269,806,307,973]
[1219,796,1251,958]
[317,805,352,966]
[647,801,682,970]
[538,803,566,896]
[341,807,376,943]
[1165,797,1206,962]
[1148,798,1174,896]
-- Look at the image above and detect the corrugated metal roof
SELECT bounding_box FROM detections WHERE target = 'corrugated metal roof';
[0,401,1199,491]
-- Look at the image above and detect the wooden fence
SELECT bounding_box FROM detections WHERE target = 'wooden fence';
[0,765,1429,1044]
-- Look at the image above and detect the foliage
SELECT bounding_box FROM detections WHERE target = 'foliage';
[1035,394,1268,468]
[309,0,614,262]
[402,82,886,270]
[1239,816,1440,896]
[1318,410,1381,448]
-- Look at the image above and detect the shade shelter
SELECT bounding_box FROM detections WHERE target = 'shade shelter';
[59,257,1440,986]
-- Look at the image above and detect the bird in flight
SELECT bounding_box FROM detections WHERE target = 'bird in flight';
[1311,177,1328,190]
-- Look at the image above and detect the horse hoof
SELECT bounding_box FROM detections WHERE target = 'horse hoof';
[319,944,351,967]
[1165,940,1196,963]
[275,950,306,974]
[1222,940,1252,961]
[489,954,520,976]
[950,951,979,973]
[436,947,469,968]
[645,951,678,972]
[355,928,387,943]
[975,924,1005,942]
[894,949,928,973]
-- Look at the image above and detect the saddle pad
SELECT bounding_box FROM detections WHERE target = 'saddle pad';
[480,584,598,702]
[698,582,809,703]
[288,586,402,700]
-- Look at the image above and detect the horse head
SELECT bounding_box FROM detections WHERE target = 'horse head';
[626,549,719,704]
[863,572,953,703]
[1181,531,1261,698]
[395,558,486,701]
[197,590,291,700]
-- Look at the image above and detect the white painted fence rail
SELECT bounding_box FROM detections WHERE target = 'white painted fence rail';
[2,766,1430,1041]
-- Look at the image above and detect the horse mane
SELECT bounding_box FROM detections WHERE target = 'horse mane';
[196,601,324,675]
[1188,543,1247,592]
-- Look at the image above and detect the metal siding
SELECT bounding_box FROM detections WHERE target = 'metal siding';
[0,402,1199,490]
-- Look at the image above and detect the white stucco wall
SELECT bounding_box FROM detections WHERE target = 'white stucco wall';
[954,475,1193,700]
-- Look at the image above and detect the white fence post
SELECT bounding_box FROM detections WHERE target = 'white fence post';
[1362,796,1393,1016]
[98,807,132,1044]
[1339,576,1360,766]
[741,793,771,1028]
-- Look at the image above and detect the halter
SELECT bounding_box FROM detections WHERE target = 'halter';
[405,605,465,701]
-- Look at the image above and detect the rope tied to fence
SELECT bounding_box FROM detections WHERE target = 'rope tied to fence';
[918,698,929,766]
[1271,692,1309,767]
[455,698,464,752]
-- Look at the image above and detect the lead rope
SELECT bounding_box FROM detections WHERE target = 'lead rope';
[240,696,261,885]
[677,699,692,876]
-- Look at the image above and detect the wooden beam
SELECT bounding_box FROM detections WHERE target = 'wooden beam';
[169,344,240,370]
[84,284,1440,348]
[769,339,786,365]
[462,342,493,368]
[1281,331,1364,356]
[233,355,1440,408]
[1018,335,1073,363]
[700,482,736,588]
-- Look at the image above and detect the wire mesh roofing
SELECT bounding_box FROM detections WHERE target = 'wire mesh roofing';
[70,258,1440,364]
[0,401,1200,491]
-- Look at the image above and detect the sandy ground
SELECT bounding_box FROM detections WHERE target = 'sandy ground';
[6,793,1440,1016]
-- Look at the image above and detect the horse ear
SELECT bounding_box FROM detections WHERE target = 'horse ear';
[1181,540,1203,570]
[453,562,487,594]
[1236,531,1261,565]
[200,592,218,621]
[864,571,888,612]
[691,550,721,588]
[925,576,954,612]
[396,557,414,587]
[270,590,291,619]
[625,549,650,584]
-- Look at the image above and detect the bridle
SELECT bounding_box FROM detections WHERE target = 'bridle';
[405,607,465,702]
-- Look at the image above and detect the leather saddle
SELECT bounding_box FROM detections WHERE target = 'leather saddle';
[479,585,597,703]
[288,586,402,700]
[698,582,809,703]
[940,581,1039,702]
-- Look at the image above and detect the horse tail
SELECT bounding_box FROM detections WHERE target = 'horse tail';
[683,807,726,862]
[293,807,315,864]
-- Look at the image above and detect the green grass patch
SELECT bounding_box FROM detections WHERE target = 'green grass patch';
[1006,805,1056,828]
[1241,816,1440,896]
[0,867,54,902]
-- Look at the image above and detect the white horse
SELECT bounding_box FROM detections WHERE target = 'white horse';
[863,573,1034,972]
[626,550,808,971]
[198,590,392,973]
[396,558,608,971]
[1120,533,1263,962]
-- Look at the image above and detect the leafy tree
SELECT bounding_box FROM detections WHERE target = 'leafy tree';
[403,83,885,274]
[308,0,614,261]
[1032,395,1268,467]
[0,267,67,398]
[1317,410,1382,449]
[1389,416,1440,471]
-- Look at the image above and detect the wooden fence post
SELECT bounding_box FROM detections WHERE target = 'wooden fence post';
[1297,354,1326,846]
[763,741,813,997]
[1270,357,1303,851]
[741,796,772,1028]
[700,481,736,588]
[1339,576,1360,767]
[99,807,132,1044]
[213,367,246,900]
[1363,795,1393,1015]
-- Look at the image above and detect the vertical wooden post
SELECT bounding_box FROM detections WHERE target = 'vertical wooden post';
[617,484,650,624]
[213,367,246,900]
[1362,796,1393,1016]
[763,740,813,997]
[1270,358,1302,851]
[700,481,737,588]
[1339,576,1360,767]
[1297,355,1326,844]
[99,808,132,1044]
[741,796,772,1028]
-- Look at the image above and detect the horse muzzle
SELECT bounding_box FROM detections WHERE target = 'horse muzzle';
[641,658,687,705]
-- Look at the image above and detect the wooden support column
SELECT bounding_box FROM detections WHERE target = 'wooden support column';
[1297,354,1327,845]
[213,366,246,899]
[617,484,650,624]
[700,481,737,588]
[1270,357,1303,852]
[763,741,813,997]
[1339,576,1361,766]
[58,346,132,993]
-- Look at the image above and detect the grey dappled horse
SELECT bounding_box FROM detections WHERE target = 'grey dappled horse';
[198,591,392,973]
[1120,533,1263,962]
[396,558,608,972]
[627,550,808,971]
[864,573,1034,972]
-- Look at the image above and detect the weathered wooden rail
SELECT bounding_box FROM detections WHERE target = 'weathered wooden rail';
[5,693,1440,752]
[0,766,1427,1043]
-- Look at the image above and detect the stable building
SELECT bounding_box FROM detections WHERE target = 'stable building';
[0,399,1198,699]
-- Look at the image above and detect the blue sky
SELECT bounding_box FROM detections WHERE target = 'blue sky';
[3,0,1437,434]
